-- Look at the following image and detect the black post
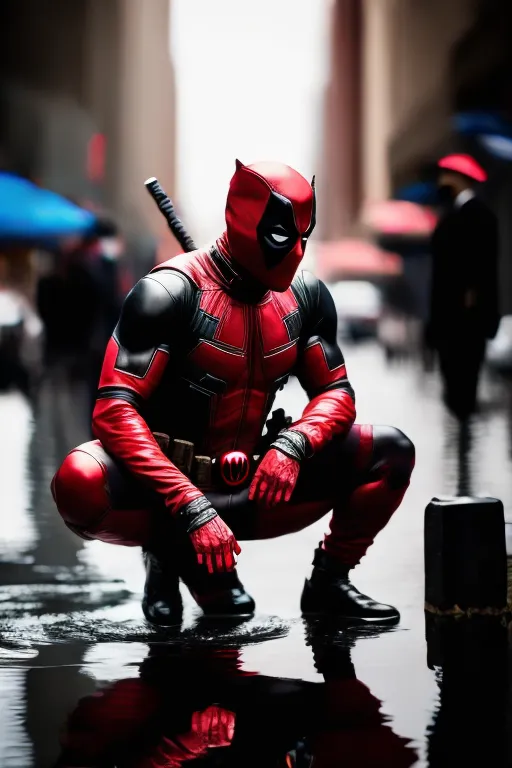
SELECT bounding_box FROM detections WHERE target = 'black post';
[424,496,508,614]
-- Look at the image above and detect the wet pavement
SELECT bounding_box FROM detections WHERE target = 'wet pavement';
[0,345,511,767]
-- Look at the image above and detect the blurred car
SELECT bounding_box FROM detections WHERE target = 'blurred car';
[327,280,382,341]
[0,288,43,392]
[377,309,423,362]
[486,316,512,372]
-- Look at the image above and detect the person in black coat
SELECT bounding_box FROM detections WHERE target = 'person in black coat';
[428,154,500,419]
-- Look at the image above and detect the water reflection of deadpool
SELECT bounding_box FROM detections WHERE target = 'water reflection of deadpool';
[220,450,250,487]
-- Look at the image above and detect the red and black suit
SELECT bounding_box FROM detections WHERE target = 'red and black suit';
[52,160,414,624]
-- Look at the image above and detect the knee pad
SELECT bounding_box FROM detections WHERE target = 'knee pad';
[52,442,111,529]
[371,426,415,489]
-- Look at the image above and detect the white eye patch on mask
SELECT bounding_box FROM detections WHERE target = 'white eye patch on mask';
[271,231,289,243]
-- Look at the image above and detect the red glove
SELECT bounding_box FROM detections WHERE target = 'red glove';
[249,448,300,507]
[136,706,235,767]
[178,497,241,574]
[190,705,236,747]
[189,517,241,573]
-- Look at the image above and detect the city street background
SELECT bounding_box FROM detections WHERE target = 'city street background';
[1,0,512,766]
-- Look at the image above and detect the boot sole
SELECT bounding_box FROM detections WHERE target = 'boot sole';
[301,609,400,625]
[142,616,183,628]
[201,610,256,619]
[142,603,183,628]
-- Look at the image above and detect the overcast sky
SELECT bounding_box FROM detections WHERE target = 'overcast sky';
[170,0,332,243]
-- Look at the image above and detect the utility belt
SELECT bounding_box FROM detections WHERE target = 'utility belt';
[154,408,291,492]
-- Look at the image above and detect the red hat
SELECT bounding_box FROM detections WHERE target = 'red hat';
[437,154,487,182]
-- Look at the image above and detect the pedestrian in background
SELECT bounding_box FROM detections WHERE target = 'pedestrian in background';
[427,154,500,420]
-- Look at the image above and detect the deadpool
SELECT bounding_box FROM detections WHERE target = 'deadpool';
[51,160,415,626]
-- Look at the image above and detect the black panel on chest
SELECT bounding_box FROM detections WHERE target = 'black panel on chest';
[283,310,301,342]
[192,309,220,343]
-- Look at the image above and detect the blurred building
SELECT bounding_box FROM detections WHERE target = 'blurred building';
[322,0,512,313]
[0,0,179,278]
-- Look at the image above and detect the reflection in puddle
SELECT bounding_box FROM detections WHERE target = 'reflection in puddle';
[1,353,512,765]
[0,667,34,767]
[426,616,508,766]
[1,616,509,768]
[0,392,36,558]
[55,622,417,768]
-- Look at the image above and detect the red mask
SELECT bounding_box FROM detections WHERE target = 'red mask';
[225,160,316,292]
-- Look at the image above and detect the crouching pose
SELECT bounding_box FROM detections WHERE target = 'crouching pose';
[52,161,414,626]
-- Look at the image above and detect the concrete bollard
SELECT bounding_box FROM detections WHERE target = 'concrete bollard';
[424,496,508,615]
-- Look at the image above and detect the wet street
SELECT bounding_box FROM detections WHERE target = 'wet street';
[0,342,511,767]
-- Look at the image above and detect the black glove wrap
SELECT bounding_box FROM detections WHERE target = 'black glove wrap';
[177,496,218,534]
[270,429,311,462]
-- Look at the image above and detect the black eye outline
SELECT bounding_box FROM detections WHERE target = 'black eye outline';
[303,176,316,239]
[256,190,301,269]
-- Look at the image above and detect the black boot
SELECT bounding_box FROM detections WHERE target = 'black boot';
[141,550,183,627]
[300,547,400,625]
[182,566,255,618]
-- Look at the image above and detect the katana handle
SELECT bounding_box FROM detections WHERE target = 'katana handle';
[144,176,197,253]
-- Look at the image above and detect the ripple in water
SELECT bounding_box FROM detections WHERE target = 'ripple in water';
[0,611,290,648]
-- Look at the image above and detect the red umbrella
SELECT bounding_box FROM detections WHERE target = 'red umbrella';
[438,153,487,182]
[363,200,438,236]
[314,239,402,281]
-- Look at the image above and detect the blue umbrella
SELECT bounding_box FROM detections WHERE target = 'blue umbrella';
[0,172,97,242]
[452,111,512,162]
[477,133,512,161]
[453,111,512,138]
[395,181,439,205]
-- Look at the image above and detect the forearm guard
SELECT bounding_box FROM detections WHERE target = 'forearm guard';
[176,496,218,534]
[270,429,311,462]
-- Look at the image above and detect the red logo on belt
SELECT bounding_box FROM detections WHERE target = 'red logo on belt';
[220,451,250,486]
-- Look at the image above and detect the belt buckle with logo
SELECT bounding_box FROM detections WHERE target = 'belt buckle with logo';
[219,450,250,487]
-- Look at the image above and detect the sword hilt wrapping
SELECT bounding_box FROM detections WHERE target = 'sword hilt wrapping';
[144,177,197,253]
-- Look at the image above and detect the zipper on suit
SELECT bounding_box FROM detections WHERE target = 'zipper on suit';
[235,303,256,447]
